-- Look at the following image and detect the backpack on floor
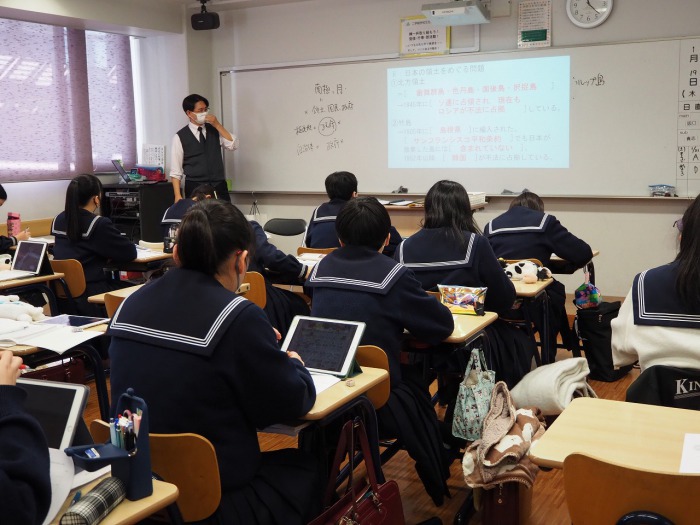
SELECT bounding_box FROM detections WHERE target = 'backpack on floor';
[574,301,632,382]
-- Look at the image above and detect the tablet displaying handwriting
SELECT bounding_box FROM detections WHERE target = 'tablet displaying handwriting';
[281,316,365,377]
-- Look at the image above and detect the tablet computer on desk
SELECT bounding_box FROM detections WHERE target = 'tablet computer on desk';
[38,314,109,330]
[16,378,89,449]
[280,316,365,392]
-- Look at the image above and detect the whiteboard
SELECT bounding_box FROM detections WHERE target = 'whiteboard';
[222,39,700,197]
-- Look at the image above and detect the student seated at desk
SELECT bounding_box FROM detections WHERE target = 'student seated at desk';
[394,180,532,390]
[307,196,454,506]
[52,174,137,314]
[108,200,319,525]
[0,184,31,254]
[612,194,700,372]
[160,183,216,238]
[248,220,310,338]
[484,191,593,357]
[0,350,51,525]
[163,185,309,337]
[302,170,402,256]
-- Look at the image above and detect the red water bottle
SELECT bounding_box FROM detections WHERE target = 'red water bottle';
[7,212,20,237]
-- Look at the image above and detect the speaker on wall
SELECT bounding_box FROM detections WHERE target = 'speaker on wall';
[191,11,220,30]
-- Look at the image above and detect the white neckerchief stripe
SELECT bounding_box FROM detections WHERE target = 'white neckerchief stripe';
[111,295,247,346]
[51,215,101,238]
[400,233,475,268]
[637,269,700,324]
[310,262,403,289]
[486,213,549,234]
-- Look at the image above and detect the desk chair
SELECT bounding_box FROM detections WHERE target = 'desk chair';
[563,453,700,524]
[240,271,266,309]
[263,218,307,237]
[91,419,221,524]
[356,345,390,410]
[104,292,126,318]
[50,259,87,315]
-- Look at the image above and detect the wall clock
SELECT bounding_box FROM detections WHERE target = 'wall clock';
[566,0,613,28]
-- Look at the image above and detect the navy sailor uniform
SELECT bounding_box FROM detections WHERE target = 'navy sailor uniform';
[307,246,454,505]
[395,228,516,315]
[248,220,310,338]
[632,262,700,329]
[303,198,403,257]
[613,261,700,373]
[484,206,592,269]
[160,197,196,238]
[52,209,137,314]
[394,227,533,412]
[108,268,320,525]
[485,206,593,357]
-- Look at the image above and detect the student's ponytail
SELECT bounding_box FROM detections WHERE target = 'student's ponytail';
[64,174,102,242]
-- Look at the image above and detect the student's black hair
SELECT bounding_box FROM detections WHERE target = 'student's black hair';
[509,191,545,212]
[190,183,216,201]
[423,180,481,250]
[325,171,358,201]
[64,174,103,242]
[336,196,390,251]
[676,194,700,310]
[182,94,209,114]
[0,184,6,201]
[177,199,253,276]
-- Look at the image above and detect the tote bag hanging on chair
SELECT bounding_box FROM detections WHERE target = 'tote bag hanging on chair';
[452,347,496,442]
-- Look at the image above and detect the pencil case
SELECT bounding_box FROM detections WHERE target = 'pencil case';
[438,285,487,315]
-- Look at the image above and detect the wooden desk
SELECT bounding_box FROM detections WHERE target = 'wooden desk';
[88,284,144,305]
[549,250,600,284]
[303,366,389,420]
[529,397,700,471]
[51,478,179,525]
[446,311,498,344]
[512,277,552,298]
[0,272,65,315]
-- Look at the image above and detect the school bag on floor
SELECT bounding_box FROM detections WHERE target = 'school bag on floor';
[573,301,632,382]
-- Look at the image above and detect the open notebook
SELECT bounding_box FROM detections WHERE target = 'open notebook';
[280,316,365,393]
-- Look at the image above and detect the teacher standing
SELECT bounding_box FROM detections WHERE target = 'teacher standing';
[169,93,238,203]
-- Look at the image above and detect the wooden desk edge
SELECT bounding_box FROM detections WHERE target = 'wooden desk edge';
[303,367,389,420]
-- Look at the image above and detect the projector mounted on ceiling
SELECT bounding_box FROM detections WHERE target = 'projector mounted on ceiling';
[191,0,220,30]
[421,0,491,26]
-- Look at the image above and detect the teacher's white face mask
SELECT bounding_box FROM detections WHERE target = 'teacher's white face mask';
[194,111,208,124]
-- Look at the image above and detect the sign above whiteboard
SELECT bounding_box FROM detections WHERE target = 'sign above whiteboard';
[400,16,450,57]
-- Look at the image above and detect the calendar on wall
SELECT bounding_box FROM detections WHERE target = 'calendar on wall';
[142,144,166,168]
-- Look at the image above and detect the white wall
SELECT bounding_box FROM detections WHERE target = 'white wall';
[202,0,700,297]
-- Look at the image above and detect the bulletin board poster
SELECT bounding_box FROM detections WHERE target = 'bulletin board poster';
[518,0,551,49]
[400,16,450,58]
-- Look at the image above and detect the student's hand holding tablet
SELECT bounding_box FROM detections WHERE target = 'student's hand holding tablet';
[286,350,304,365]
